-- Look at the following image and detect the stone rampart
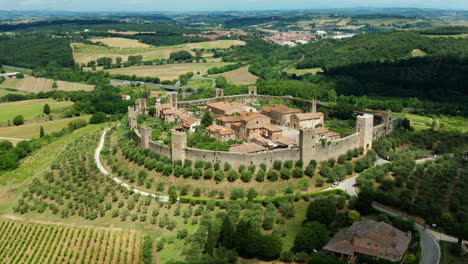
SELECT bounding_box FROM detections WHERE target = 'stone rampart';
[184,147,301,168]
[130,92,400,168]
[148,141,171,158]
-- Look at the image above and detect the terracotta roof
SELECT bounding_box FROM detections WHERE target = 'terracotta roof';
[217,116,243,123]
[207,125,235,135]
[293,112,323,121]
[275,136,297,146]
[157,104,173,111]
[246,123,282,132]
[324,220,411,262]
[149,91,162,98]
[314,127,331,135]
[207,101,244,111]
[262,104,303,115]
[229,143,266,153]
[241,113,270,122]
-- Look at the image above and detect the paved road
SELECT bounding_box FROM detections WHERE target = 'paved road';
[95,128,169,202]
[0,137,30,141]
[373,203,440,264]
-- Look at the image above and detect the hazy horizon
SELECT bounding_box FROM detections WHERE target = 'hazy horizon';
[0,0,467,12]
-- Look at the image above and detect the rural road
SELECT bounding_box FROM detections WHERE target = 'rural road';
[95,128,169,202]
[0,137,30,141]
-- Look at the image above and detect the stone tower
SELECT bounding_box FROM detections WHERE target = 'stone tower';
[168,92,178,108]
[171,131,187,162]
[248,86,257,96]
[310,100,317,113]
[299,128,316,165]
[215,88,224,98]
[128,106,137,129]
[140,126,153,149]
[356,114,374,152]
[135,98,147,114]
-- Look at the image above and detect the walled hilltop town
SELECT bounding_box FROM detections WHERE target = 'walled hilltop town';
[128,86,398,168]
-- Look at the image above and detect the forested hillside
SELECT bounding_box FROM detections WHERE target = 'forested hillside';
[0,35,74,68]
[296,31,468,69]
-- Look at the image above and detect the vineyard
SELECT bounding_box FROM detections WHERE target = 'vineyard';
[1,76,95,93]
[0,218,142,264]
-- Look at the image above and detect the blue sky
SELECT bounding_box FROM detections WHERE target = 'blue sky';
[2,0,467,12]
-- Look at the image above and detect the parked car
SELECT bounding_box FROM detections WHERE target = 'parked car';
[331,182,339,188]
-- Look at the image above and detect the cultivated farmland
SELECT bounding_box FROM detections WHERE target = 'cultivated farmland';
[91,37,152,48]
[210,66,259,84]
[0,76,95,93]
[105,62,233,80]
[0,218,142,264]
[72,40,245,64]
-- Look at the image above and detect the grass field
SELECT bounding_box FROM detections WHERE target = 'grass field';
[0,115,90,139]
[411,49,427,57]
[0,218,142,264]
[0,99,74,122]
[0,88,30,97]
[210,66,259,84]
[91,37,152,48]
[286,67,324,76]
[72,40,245,64]
[392,112,468,132]
[106,62,233,80]
[187,79,213,89]
[0,76,95,93]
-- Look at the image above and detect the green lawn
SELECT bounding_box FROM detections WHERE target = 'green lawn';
[0,98,74,122]
[287,68,324,76]
[282,201,308,250]
[440,241,468,264]
[187,79,213,89]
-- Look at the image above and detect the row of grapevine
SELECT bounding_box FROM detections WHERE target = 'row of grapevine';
[0,219,142,264]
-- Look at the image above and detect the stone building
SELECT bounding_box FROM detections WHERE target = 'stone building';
[206,125,236,142]
[207,101,245,116]
[237,113,272,141]
[313,127,340,142]
[261,104,303,126]
[216,115,243,129]
[324,220,411,262]
[290,112,324,129]
[156,104,200,132]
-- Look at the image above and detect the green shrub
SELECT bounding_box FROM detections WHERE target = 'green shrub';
[215,170,224,182]
[256,169,265,182]
[204,168,213,180]
[292,167,304,178]
[281,168,291,180]
[273,160,282,170]
[241,170,252,182]
[284,160,293,169]
[227,169,238,182]
[267,169,279,182]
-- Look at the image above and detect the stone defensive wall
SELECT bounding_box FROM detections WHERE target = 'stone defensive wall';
[130,90,400,168]
[184,147,301,168]
[132,118,400,168]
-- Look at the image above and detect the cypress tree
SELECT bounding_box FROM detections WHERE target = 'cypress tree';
[43,104,51,115]
[39,126,45,138]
